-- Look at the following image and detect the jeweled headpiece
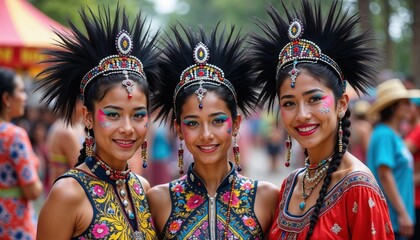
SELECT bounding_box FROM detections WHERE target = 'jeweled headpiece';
[36,7,160,125]
[151,24,259,126]
[173,42,237,111]
[80,30,145,102]
[278,19,345,90]
[249,1,378,112]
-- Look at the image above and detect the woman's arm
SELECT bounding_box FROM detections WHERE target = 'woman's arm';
[37,177,91,239]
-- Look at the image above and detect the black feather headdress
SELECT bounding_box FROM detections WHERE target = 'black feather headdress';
[37,6,160,124]
[249,0,378,111]
[152,23,258,125]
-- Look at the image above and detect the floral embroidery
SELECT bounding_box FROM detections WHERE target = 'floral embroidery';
[242,216,257,229]
[385,222,391,234]
[352,202,358,213]
[222,189,240,208]
[240,180,253,191]
[368,197,375,208]
[133,182,142,195]
[92,223,109,238]
[371,223,376,235]
[331,223,342,234]
[171,182,185,193]
[163,164,263,239]
[186,193,205,211]
[62,170,157,240]
[93,185,105,197]
[169,219,183,234]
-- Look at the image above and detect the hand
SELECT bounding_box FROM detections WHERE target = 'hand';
[397,212,414,238]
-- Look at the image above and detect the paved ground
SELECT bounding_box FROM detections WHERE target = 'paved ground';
[243,146,295,187]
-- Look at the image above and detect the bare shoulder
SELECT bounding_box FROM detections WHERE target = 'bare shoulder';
[147,183,170,204]
[257,180,280,198]
[146,183,171,234]
[37,175,88,239]
[335,152,375,180]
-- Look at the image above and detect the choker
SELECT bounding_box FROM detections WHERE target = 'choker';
[86,155,131,186]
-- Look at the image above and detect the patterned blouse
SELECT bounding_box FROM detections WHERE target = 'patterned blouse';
[269,169,394,239]
[162,163,264,240]
[59,169,157,240]
[0,122,40,240]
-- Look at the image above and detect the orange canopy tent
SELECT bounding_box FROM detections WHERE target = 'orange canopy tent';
[0,0,69,72]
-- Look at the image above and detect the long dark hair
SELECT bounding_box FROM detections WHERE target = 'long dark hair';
[249,1,377,239]
[37,6,160,167]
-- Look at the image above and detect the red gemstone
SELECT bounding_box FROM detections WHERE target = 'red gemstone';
[198,70,205,76]
[285,162,290,167]
[286,141,291,148]
[128,94,132,99]
[294,47,299,52]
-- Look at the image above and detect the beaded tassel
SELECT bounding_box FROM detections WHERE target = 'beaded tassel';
[141,140,148,168]
[85,129,94,161]
[178,141,184,175]
[285,135,292,167]
[233,136,241,172]
[338,116,343,153]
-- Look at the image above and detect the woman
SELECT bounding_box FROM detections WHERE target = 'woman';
[0,67,43,240]
[36,7,159,239]
[147,24,279,239]
[367,79,420,240]
[249,0,394,239]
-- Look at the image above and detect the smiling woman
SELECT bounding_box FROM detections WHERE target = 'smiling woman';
[35,6,160,240]
[146,23,279,239]
[249,0,394,239]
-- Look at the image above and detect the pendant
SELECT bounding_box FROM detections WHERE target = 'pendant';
[299,201,305,211]
[120,189,126,197]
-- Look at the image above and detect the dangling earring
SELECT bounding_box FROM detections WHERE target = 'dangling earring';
[85,128,94,161]
[338,113,343,153]
[141,140,148,168]
[285,134,292,167]
[178,140,184,175]
[233,135,241,172]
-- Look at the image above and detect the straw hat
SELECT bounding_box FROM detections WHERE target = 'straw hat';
[368,79,420,118]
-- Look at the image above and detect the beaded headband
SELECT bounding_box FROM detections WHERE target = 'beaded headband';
[278,19,346,92]
[173,42,237,112]
[79,30,145,102]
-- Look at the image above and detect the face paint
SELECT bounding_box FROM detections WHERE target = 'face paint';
[225,116,233,134]
[98,109,112,128]
[319,95,332,114]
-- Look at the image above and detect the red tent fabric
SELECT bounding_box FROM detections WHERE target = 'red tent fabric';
[0,0,69,69]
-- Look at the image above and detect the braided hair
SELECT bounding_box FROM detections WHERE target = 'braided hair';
[249,1,377,238]
[151,23,258,126]
[37,6,160,166]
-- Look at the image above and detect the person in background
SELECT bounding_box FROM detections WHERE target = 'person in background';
[367,79,420,240]
[147,23,279,239]
[36,6,160,239]
[0,67,43,240]
[348,99,372,163]
[249,0,394,239]
[45,99,84,192]
[404,96,420,240]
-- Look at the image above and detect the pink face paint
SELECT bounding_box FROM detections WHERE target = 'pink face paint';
[226,117,232,134]
[319,95,332,114]
[98,109,112,128]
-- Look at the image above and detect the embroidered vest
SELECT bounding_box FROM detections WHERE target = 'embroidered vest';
[162,163,263,240]
[59,169,157,240]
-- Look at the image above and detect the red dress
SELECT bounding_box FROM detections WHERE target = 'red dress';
[0,122,40,240]
[269,169,394,240]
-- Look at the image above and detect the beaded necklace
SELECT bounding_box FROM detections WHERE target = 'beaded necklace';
[223,176,236,240]
[85,155,136,221]
[299,154,334,211]
[304,154,333,183]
